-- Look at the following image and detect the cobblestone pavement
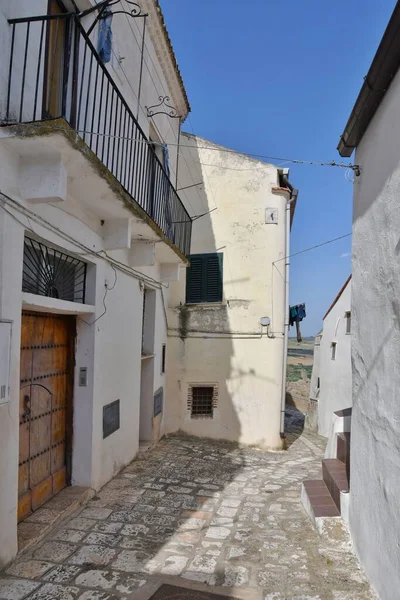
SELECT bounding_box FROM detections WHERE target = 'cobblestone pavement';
[1,412,375,600]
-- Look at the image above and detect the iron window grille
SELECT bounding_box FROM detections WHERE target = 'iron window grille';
[22,236,87,303]
[189,386,216,418]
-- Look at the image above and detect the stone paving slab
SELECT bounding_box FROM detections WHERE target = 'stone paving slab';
[1,411,376,600]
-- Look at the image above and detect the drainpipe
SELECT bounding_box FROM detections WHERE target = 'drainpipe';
[279,174,298,436]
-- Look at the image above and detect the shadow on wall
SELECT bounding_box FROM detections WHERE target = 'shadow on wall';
[167,133,241,443]
[284,395,305,448]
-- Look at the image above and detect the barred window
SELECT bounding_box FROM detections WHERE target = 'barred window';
[187,384,218,419]
[22,236,86,303]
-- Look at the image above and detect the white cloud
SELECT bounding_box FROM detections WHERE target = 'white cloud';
[340,252,351,258]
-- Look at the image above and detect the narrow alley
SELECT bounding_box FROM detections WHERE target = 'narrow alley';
[0,413,374,600]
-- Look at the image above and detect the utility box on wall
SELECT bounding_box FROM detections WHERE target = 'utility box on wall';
[0,321,12,405]
[154,387,163,417]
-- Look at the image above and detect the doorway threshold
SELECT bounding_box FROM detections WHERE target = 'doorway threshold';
[18,486,94,554]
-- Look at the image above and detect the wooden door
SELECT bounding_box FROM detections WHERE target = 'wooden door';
[43,0,68,118]
[18,312,75,522]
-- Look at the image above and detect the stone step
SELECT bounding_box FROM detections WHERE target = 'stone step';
[322,458,349,512]
[301,479,340,522]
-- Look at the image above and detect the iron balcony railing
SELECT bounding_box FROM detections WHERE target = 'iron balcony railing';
[3,14,192,257]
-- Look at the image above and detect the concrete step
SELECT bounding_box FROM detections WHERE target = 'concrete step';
[301,480,340,523]
[322,458,349,512]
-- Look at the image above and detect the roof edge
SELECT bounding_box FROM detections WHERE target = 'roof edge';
[180,131,278,168]
[338,4,400,157]
[323,275,352,320]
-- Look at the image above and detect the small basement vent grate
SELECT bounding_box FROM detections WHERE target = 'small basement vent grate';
[187,384,218,419]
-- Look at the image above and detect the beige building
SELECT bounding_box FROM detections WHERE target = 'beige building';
[166,134,298,449]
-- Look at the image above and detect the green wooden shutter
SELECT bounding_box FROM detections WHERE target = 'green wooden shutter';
[186,255,204,303]
[186,253,223,303]
[205,253,223,302]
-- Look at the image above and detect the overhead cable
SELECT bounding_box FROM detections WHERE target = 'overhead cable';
[272,233,352,264]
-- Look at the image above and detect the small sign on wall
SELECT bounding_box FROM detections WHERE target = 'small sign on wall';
[265,208,278,224]
[103,400,120,438]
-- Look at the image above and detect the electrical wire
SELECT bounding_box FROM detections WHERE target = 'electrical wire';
[79,264,118,326]
[116,3,211,214]
[168,326,264,336]
[0,190,169,330]
[272,233,352,264]
[0,191,353,337]
[185,116,218,211]
[7,122,358,173]
[0,190,165,289]
[167,333,263,340]
[47,2,202,216]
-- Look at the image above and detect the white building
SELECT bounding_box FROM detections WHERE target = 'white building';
[314,276,352,438]
[0,0,298,570]
[166,133,298,449]
[301,278,352,545]
[0,0,190,567]
[337,5,400,598]
[305,330,322,432]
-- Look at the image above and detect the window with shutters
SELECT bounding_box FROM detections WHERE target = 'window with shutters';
[186,253,223,304]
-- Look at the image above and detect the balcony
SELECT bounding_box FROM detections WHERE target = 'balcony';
[2,13,192,257]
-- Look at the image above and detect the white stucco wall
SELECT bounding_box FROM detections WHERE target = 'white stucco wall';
[0,133,173,566]
[166,134,288,448]
[347,61,400,600]
[317,279,352,438]
[0,0,182,566]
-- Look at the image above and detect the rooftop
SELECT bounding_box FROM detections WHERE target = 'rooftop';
[338,4,400,157]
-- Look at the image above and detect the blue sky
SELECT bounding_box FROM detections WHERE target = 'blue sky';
[162,0,395,336]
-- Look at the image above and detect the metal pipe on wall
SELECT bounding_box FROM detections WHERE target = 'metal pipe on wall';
[279,174,298,436]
